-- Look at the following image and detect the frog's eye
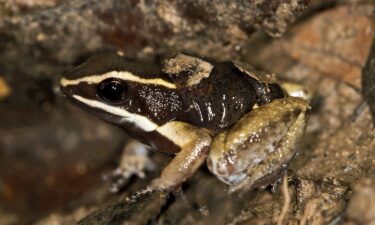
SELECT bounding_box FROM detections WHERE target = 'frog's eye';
[97,78,127,103]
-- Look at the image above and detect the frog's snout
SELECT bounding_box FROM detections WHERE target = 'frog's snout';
[59,77,72,97]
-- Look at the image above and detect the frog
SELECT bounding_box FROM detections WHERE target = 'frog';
[59,53,310,194]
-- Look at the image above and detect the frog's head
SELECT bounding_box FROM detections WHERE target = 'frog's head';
[59,53,181,132]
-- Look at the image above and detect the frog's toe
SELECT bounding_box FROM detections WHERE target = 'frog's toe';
[228,164,286,193]
[215,170,247,186]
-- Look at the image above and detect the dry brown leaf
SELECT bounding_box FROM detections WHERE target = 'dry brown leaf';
[284,5,375,88]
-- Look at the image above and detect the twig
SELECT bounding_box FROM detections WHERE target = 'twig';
[277,175,291,225]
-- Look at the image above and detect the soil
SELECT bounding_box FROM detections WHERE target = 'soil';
[0,1,374,225]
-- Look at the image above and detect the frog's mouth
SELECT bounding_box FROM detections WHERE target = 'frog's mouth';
[63,92,159,132]
[61,90,123,123]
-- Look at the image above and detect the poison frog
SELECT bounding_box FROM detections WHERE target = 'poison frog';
[60,53,310,193]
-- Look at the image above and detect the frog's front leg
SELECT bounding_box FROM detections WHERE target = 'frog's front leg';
[150,122,212,191]
[207,97,310,193]
[104,139,156,193]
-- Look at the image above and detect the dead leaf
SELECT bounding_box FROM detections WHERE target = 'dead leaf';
[285,5,375,88]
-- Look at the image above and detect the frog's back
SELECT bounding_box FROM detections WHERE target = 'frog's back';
[168,57,285,133]
[175,62,256,131]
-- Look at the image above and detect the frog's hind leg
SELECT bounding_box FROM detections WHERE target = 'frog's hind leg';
[231,98,310,192]
[207,97,310,193]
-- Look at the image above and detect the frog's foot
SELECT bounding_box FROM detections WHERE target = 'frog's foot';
[104,139,156,193]
[207,97,310,193]
[150,121,212,191]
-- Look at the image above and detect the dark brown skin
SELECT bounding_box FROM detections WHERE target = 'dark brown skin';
[177,61,287,132]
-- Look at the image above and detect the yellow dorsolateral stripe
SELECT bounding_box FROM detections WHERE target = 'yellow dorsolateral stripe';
[60,71,176,89]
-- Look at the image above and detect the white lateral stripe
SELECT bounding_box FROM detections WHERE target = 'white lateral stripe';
[61,71,176,89]
[72,95,159,132]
